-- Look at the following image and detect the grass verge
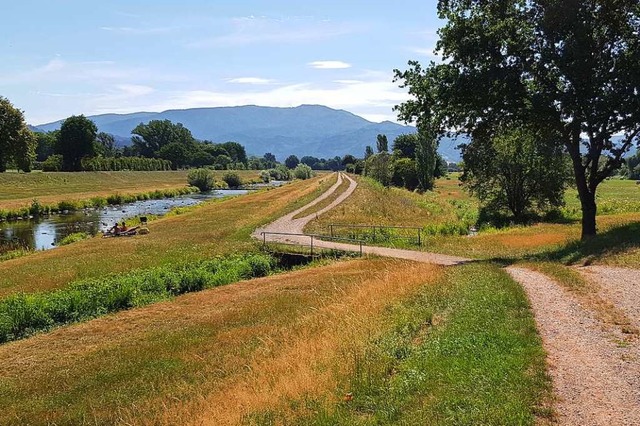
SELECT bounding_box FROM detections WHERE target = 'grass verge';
[245,263,552,425]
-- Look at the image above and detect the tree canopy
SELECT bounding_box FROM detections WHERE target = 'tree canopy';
[394,0,640,239]
[131,120,194,158]
[0,97,37,172]
[56,115,97,171]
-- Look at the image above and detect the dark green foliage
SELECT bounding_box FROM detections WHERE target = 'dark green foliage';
[284,155,300,169]
[626,152,640,180]
[222,172,243,188]
[41,154,63,172]
[392,157,419,190]
[81,156,172,171]
[392,134,417,159]
[95,132,118,157]
[365,145,374,159]
[187,168,216,191]
[35,131,57,161]
[463,126,570,221]
[415,131,437,191]
[131,120,194,158]
[56,115,97,171]
[218,141,248,165]
[376,134,389,153]
[158,142,191,169]
[0,97,37,172]
[0,254,274,343]
[365,152,394,187]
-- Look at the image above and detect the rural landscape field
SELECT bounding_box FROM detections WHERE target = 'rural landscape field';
[1,1,639,425]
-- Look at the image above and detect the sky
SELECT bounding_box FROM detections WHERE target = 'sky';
[0,0,443,125]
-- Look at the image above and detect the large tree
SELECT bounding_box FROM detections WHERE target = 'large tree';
[0,97,36,172]
[394,0,640,239]
[56,115,97,171]
[131,120,194,158]
[462,125,570,220]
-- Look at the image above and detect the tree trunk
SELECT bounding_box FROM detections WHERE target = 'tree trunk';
[566,139,598,239]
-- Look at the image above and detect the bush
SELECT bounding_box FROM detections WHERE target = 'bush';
[58,232,90,246]
[260,170,271,183]
[269,165,291,181]
[187,168,216,191]
[42,154,63,172]
[222,172,243,188]
[293,164,313,180]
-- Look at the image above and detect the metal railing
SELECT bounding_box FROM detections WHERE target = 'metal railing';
[260,231,365,256]
[328,224,423,246]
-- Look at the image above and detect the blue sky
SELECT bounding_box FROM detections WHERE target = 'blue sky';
[1,1,443,125]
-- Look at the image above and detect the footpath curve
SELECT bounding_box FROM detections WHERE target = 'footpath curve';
[254,174,640,424]
[253,172,468,266]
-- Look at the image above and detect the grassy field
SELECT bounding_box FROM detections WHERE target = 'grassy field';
[0,170,261,210]
[306,175,640,266]
[0,259,550,425]
[0,174,336,297]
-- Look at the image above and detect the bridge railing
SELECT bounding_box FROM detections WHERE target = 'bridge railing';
[260,231,365,256]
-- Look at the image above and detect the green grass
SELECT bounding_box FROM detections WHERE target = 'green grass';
[246,263,552,425]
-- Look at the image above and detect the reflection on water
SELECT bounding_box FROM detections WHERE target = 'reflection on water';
[0,190,248,251]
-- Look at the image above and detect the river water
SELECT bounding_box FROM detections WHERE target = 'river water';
[0,189,249,251]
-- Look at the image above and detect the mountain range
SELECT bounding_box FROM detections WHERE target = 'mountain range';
[33,105,463,162]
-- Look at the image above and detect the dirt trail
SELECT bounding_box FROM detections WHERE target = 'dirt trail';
[255,173,640,423]
[508,267,640,425]
[253,172,469,266]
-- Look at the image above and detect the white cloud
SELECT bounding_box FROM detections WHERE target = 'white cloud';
[309,61,352,69]
[226,77,274,85]
[187,16,365,48]
[113,84,155,96]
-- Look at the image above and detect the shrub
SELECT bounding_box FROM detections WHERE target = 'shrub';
[222,172,243,188]
[269,165,291,181]
[293,164,313,180]
[41,154,63,172]
[187,168,216,191]
[260,170,271,183]
[58,232,90,246]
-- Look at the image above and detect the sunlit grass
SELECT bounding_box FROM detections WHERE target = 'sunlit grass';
[0,258,441,425]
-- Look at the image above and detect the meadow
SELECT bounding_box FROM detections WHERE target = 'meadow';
[0,170,261,211]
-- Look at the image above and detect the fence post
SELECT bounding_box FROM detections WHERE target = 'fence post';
[310,235,314,257]
[330,225,334,238]
[372,226,376,242]
[417,229,421,247]
[262,232,266,247]
[359,240,363,256]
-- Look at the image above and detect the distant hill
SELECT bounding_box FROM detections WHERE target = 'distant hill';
[35,105,463,162]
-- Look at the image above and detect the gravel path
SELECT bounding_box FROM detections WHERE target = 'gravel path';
[578,266,640,328]
[507,267,640,425]
[253,172,469,266]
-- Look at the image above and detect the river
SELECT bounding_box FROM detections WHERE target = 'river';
[0,189,250,251]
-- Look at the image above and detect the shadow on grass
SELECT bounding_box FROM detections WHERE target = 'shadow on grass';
[536,221,640,265]
[479,221,640,267]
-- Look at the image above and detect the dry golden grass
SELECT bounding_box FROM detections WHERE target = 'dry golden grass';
[0,170,260,210]
[0,175,335,297]
[0,258,441,425]
[304,176,475,235]
[292,172,344,219]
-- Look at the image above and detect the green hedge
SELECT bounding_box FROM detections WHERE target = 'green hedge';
[0,253,274,343]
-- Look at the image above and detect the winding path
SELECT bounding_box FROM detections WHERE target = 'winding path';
[254,172,640,424]
[253,172,468,266]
